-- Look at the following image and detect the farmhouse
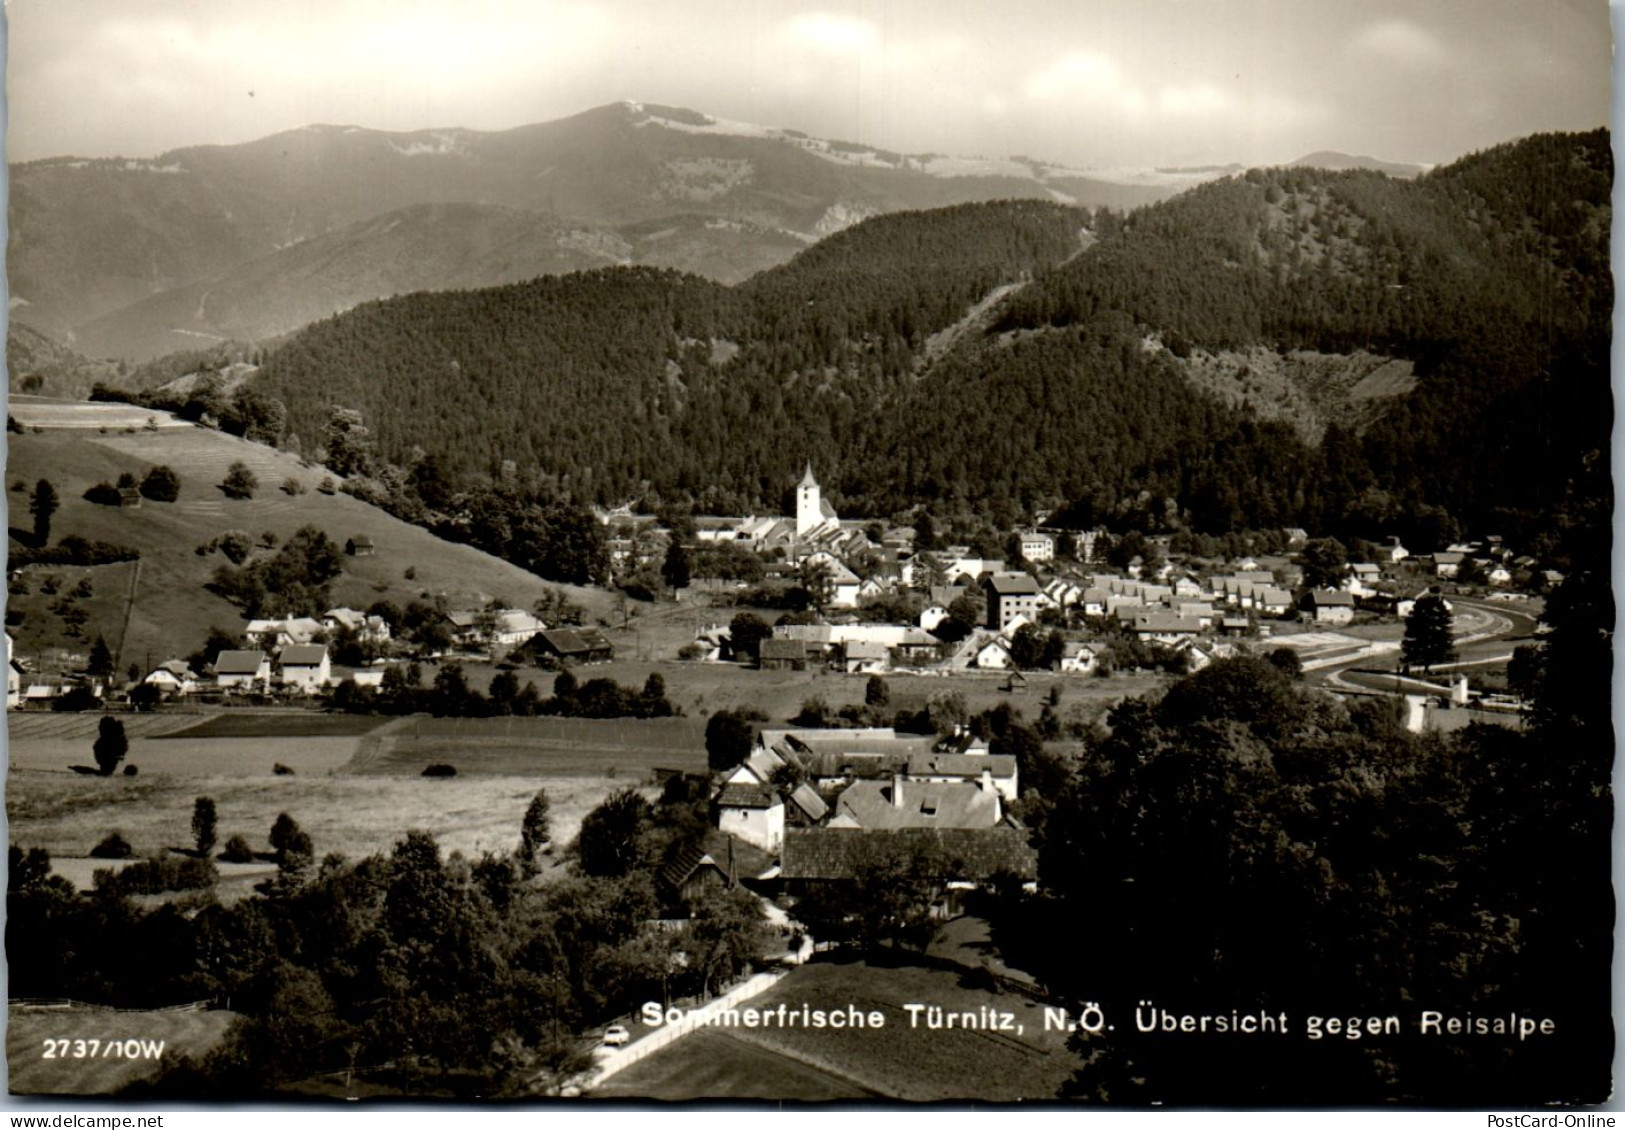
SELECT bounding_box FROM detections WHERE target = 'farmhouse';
[1054,640,1099,675]
[278,645,331,694]
[843,640,889,674]
[1304,589,1356,625]
[759,638,810,671]
[714,781,785,851]
[324,607,392,643]
[828,776,1002,830]
[659,843,734,904]
[143,660,198,696]
[215,650,271,691]
[447,608,548,648]
[780,826,1039,916]
[905,752,1019,803]
[345,535,376,557]
[246,617,324,647]
[534,627,615,664]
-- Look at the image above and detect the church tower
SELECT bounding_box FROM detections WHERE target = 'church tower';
[796,462,821,537]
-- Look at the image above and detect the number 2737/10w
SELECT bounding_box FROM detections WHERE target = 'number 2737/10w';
[41,1038,165,1059]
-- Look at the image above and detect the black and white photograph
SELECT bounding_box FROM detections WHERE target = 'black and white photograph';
[1,0,1614,1110]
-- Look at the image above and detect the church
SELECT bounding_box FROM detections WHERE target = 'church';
[717,463,864,561]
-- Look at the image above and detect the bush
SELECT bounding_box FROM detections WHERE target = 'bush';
[273,762,295,776]
[123,764,139,777]
[317,476,336,495]
[220,835,255,863]
[677,642,706,661]
[220,462,258,500]
[83,481,122,506]
[139,465,181,503]
[90,832,134,859]
[281,477,307,496]
[99,855,217,895]
[422,763,458,777]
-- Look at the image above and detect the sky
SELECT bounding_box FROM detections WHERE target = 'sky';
[3,0,1614,169]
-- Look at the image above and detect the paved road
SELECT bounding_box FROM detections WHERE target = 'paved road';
[1312,595,1541,695]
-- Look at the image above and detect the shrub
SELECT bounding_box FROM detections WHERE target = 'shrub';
[422,763,458,777]
[123,764,138,776]
[220,835,255,863]
[677,642,705,661]
[273,762,295,776]
[100,856,217,895]
[90,832,134,859]
[281,477,307,496]
[317,476,336,495]
[220,462,258,500]
[83,481,122,506]
[139,465,181,503]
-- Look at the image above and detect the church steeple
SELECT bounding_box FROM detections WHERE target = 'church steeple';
[796,462,822,537]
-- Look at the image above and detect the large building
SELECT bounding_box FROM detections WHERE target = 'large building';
[796,463,840,539]
[982,572,1043,630]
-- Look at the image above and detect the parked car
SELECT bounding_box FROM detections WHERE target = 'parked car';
[602,1024,630,1047]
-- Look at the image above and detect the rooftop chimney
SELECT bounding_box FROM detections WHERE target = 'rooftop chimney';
[892,772,905,809]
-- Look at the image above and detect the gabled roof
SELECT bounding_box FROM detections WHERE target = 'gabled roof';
[215,650,268,675]
[1308,589,1355,607]
[984,572,1042,596]
[781,827,1037,881]
[280,645,328,667]
[538,627,612,654]
[834,778,1000,829]
[716,782,779,810]
[905,752,1017,780]
[788,783,829,822]
[759,639,808,661]
[659,844,729,893]
[845,641,888,660]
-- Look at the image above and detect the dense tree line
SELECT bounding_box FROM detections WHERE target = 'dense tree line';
[11,781,767,1098]
[981,559,1611,1104]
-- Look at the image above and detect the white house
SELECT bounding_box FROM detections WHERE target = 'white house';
[1304,589,1356,625]
[215,650,272,691]
[245,618,324,647]
[714,781,785,851]
[278,645,332,694]
[918,605,950,632]
[975,639,1013,669]
[324,607,392,644]
[1055,641,1099,675]
[143,660,198,696]
[1020,532,1055,563]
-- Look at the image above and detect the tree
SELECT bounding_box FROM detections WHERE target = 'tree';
[799,560,835,614]
[192,797,219,857]
[661,542,690,589]
[727,613,771,663]
[576,788,652,877]
[29,479,57,546]
[1299,537,1348,590]
[1008,623,1045,670]
[92,716,128,776]
[221,462,258,500]
[269,813,314,869]
[325,407,374,477]
[865,675,891,708]
[86,636,115,681]
[1401,595,1455,673]
[705,710,754,773]
[521,790,552,866]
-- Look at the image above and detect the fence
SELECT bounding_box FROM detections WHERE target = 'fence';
[585,969,788,1088]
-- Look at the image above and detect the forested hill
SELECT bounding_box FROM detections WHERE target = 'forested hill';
[254,200,1091,507]
[239,132,1609,551]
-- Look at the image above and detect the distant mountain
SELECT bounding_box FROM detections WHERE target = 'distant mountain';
[1290,150,1426,178]
[8,101,1222,359]
[224,131,1609,554]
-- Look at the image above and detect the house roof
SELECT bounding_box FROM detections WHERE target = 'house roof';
[984,572,1042,596]
[1309,589,1355,607]
[1258,588,1293,605]
[845,641,888,660]
[788,783,829,822]
[833,778,1000,829]
[215,650,267,675]
[759,639,808,661]
[1131,614,1202,635]
[716,782,779,810]
[349,535,375,547]
[781,827,1037,881]
[658,844,728,893]
[905,753,1017,780]
[280,645,328,667]
[538,627,612,654]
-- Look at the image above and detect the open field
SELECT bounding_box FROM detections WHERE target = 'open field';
[353,714,707,777]
[6,415,613,672]
[8,1006,237,1096]
[594,956,1075,1101]
[8,712,201,742]
[6,769,633,867]
[158,712,391,739]
[6,734,365,776]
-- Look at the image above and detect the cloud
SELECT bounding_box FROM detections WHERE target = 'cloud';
[786,12,881,56]
[1352,19,1447,67]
